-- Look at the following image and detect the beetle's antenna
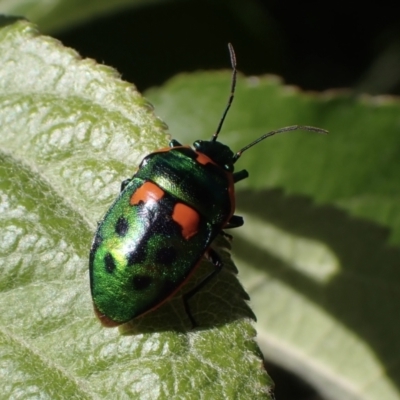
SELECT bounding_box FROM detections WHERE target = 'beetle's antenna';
[232,125,328,163]
[211,43,237,142]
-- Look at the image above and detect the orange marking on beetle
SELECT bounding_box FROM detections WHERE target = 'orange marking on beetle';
[130,181,164,205]
[153,147,171,153]
[172,203,200,240]
[153,145,191,154]
[195,151,217,166]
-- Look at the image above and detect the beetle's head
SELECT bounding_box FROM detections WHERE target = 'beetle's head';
[193,140,235,172]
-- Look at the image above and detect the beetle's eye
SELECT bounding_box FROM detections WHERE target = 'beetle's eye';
[193,140,202,149]
[224,164,234,172]
[115,216,129,236]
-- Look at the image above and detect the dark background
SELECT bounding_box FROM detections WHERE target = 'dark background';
[57,1,400,96]
[56,2,400,398]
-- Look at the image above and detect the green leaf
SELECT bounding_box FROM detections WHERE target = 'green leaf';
[0,18,273,399]
[146,74,400,399]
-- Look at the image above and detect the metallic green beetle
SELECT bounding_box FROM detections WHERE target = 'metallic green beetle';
[89,44,327,327]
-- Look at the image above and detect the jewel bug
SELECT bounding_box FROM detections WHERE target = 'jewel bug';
[89,44,327,327]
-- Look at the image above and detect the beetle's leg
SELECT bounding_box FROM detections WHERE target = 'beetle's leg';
[219,231,233,240]
[183,248,223,328]
[224,215,244,229]
[233,169,249,183]
[120,179,131,192]
[220,215,244,239]
[169,139,182,147]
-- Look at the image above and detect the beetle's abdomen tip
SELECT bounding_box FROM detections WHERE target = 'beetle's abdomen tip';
[93,304,122,327]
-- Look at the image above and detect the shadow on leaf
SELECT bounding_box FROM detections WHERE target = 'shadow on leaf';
[235,188,400,391]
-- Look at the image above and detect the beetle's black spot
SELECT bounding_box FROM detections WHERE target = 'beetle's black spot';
[115,216,129,236]
[104,253,116,273]
[156,246,177,266]
[132,275,152,290]
[149,206,182,237]
[127,246,147,266]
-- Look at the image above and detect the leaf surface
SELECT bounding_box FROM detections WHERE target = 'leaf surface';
[0,19,272,399]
